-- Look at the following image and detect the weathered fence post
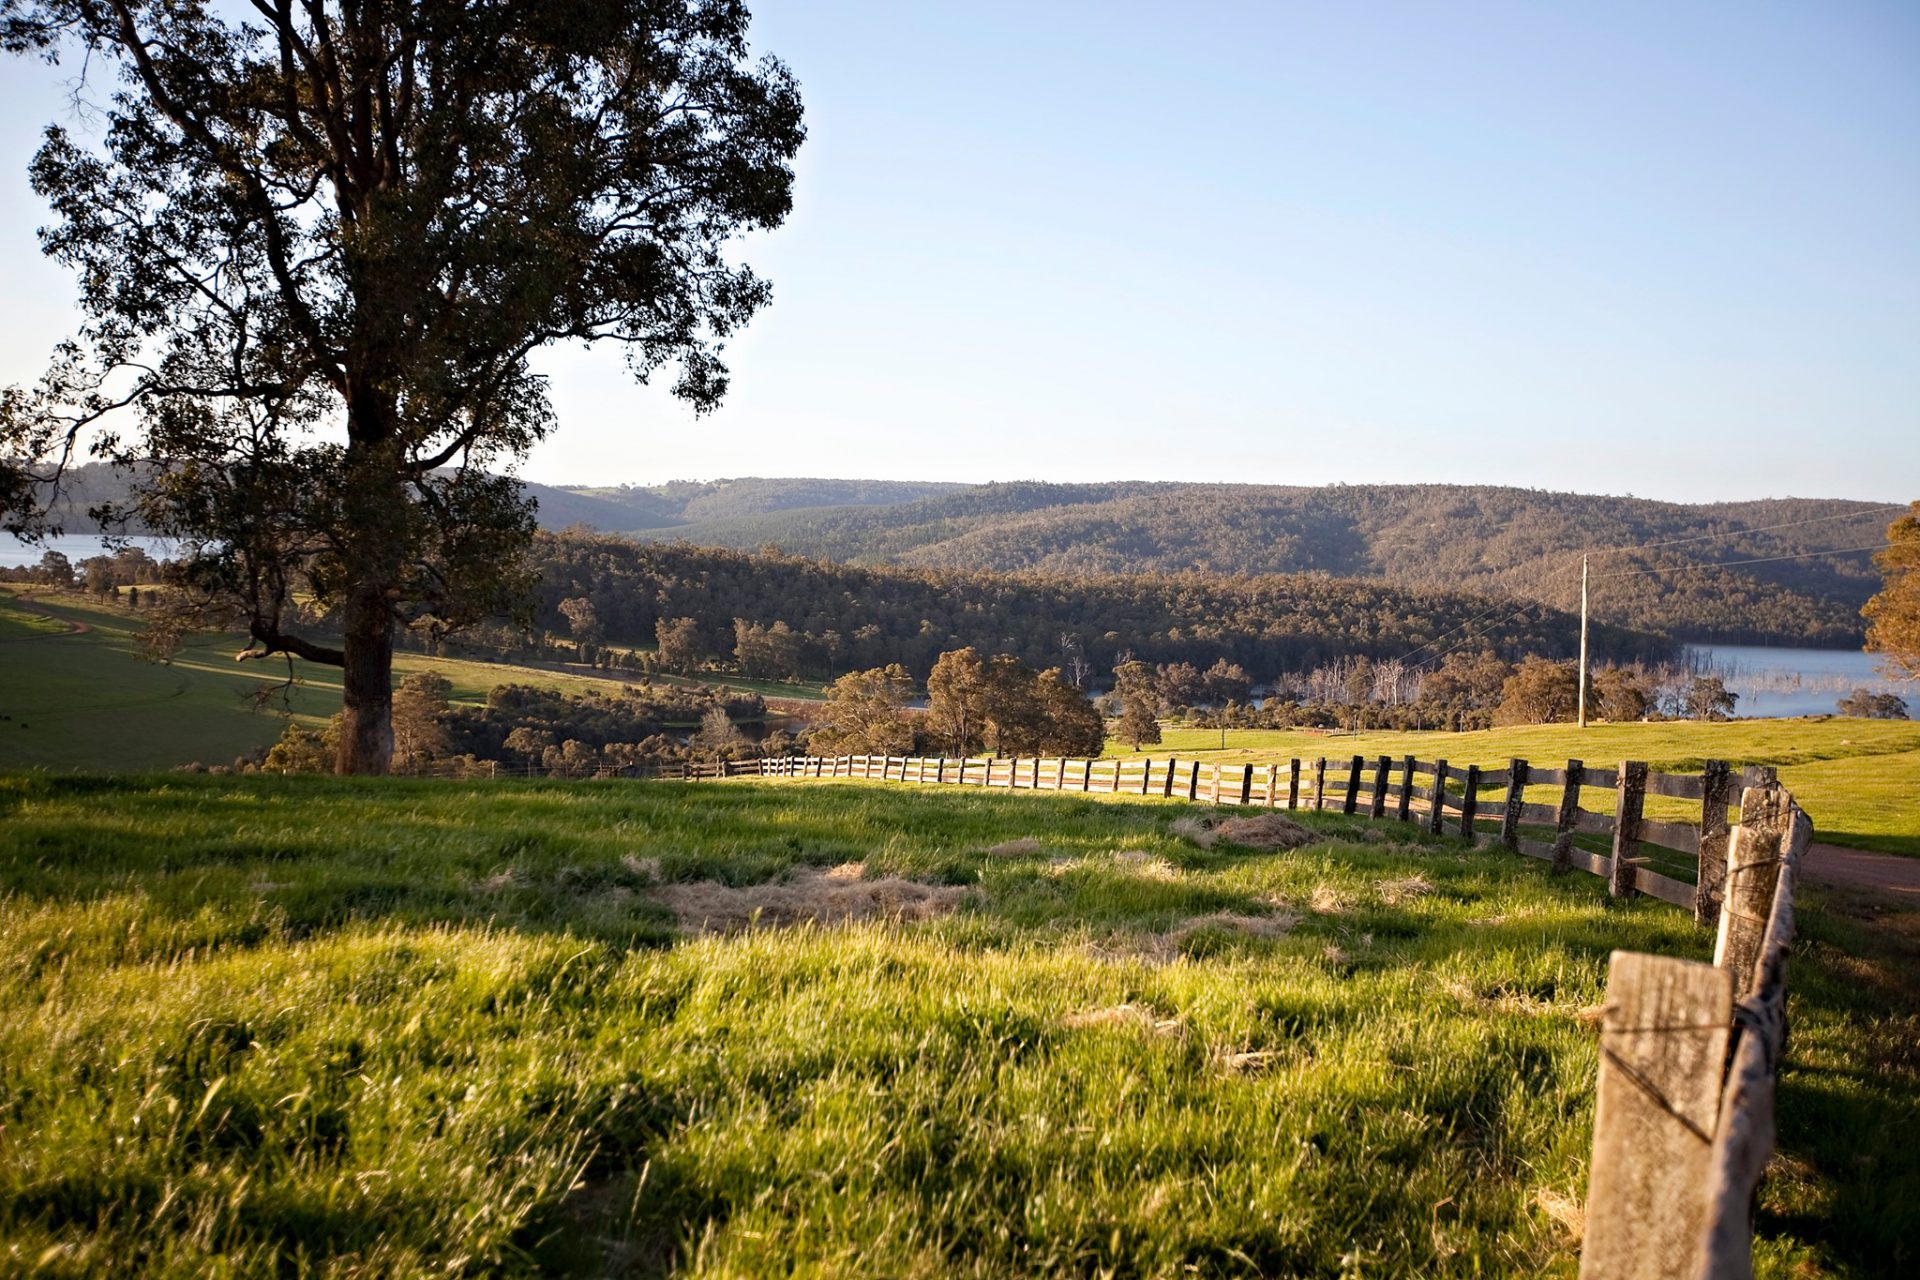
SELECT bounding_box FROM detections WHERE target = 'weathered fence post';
[1313,757,1327,810]
[1266,762,1279,807]
[1695,760,1733,927]
[1141,758,1153,796]
[1370,755,1390,820]
[1715,786,1793,993]
[1611,760,1649,898]
[1578,951,1734,1280]
[1695,797,1811,1278]
[1552,759,1585,873]
[1343,754,1363,815]
[1428,759,1449,835]
[1188,760,1201,801]
[1397,754,1416,822]
[1287,758,1301,809]
[1500,758,1529,851]
[1161,757,1176,797]
[1238,764,1253,804]
[1458,764,1482,839]
[1210,761,1223,805]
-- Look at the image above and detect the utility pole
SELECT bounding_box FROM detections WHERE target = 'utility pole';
[1577,553,1590,729]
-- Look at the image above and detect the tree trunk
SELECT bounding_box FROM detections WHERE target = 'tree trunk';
[336,580,394,775]
[334,402,404,777]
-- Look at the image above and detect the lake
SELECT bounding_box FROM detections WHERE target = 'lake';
[1683,643,1913,718]
[0,532,179,569]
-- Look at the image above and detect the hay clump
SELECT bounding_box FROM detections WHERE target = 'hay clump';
[652,863,966,934]
[1061,1003,1183,1038]
[1166,911,1298,944]
[1169,815,1217,849]
[1374,873,1436,905]
[987,837,1043,856]
[1213,813,1316,850]
[1113,849,1182,880]
[1309,884,1349,915]
[1533,1187,1585,1244]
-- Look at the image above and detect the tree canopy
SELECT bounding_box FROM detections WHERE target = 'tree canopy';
[1863,501,1920,679]
[0,0,803,772]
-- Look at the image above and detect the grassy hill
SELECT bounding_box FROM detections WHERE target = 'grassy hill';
[0,589,695,772]
[0,773,1911,1276]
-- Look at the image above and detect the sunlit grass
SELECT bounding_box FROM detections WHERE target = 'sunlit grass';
[0,774,1910,1276]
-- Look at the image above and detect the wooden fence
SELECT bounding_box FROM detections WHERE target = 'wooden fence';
[736,749,1811,1277]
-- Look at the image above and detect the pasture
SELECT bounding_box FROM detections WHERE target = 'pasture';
[0,774,1912,1277]
[1123,722,1920,856]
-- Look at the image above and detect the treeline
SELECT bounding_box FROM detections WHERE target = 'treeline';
[520,532,1669,685]
[629,482,1884,647]
[235,675,789,777]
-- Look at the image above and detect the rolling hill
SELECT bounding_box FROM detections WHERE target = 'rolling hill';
[620,482,1895,647]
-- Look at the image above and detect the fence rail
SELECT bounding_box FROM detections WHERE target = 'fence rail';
[732,748,1808,1277]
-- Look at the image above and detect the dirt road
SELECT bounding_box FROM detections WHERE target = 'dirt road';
[1802,841,1920,899]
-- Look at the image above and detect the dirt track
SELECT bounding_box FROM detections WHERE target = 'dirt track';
[1802,842,1920,899]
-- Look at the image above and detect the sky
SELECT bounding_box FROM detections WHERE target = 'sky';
[0,1,1916,502]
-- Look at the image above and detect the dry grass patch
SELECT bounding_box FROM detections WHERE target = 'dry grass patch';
[986,837,1043,856]
[1113,849,1182,880]
[1166,911,1298,944]
[1172,812,1318,851]
[1061,1003,1183,1037]
[1215,813,1317,849]
[1532,1187,1585,1245]
[1310,884,1349,915]
[1374,873,1436,905]
[652,863,967,934]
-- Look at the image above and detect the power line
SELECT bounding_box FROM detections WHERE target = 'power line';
[1585,503,1907,557]
[1590,542,1893,581]
[1389,559,1580,668]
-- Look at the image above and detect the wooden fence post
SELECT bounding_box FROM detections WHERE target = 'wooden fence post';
[1343,754,1364,815]
[1141,758,1153,796]
[1287,758,1301,809]
[1552,759,1585,873]
[1397,754,1416,822]
[1715,786,1793,994]
[1266,762,1279,807]
[1428,759,1449,835]
[1239,764,1254,805]
[1695,760,1733,927]
[1210,761,1223,805]
[1695,800,1811,1277]
[1161,757,1176,797]
[1611,760,1649,898]
[1313,757,1327,810]
[1578,951,1734,1280]
[1458,764,1482,839]
[1188,760,1201,801]
[1500,758,1529,850]
[1370,755,1390,820]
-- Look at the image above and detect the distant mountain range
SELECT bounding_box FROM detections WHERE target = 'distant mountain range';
[38,465,1894,647]
[582,479,1889,648]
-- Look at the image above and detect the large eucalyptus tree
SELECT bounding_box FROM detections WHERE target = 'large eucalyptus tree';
[0,0,803,772]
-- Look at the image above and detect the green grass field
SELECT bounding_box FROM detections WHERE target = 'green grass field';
[1120,721,1920,856]
[6,587,1912,852]
[0,590,709,772]
[0,774,1912,1277]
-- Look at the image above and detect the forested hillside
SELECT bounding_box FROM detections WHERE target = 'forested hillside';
[32,467,1886,646]
[521,532,1666,683]
[629,482,1890,646]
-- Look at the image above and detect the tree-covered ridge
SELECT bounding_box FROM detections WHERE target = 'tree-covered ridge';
[525,532,1667,684]
[625,482,1887,646]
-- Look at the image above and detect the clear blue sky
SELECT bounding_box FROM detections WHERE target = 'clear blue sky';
[1,1,1916,502]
